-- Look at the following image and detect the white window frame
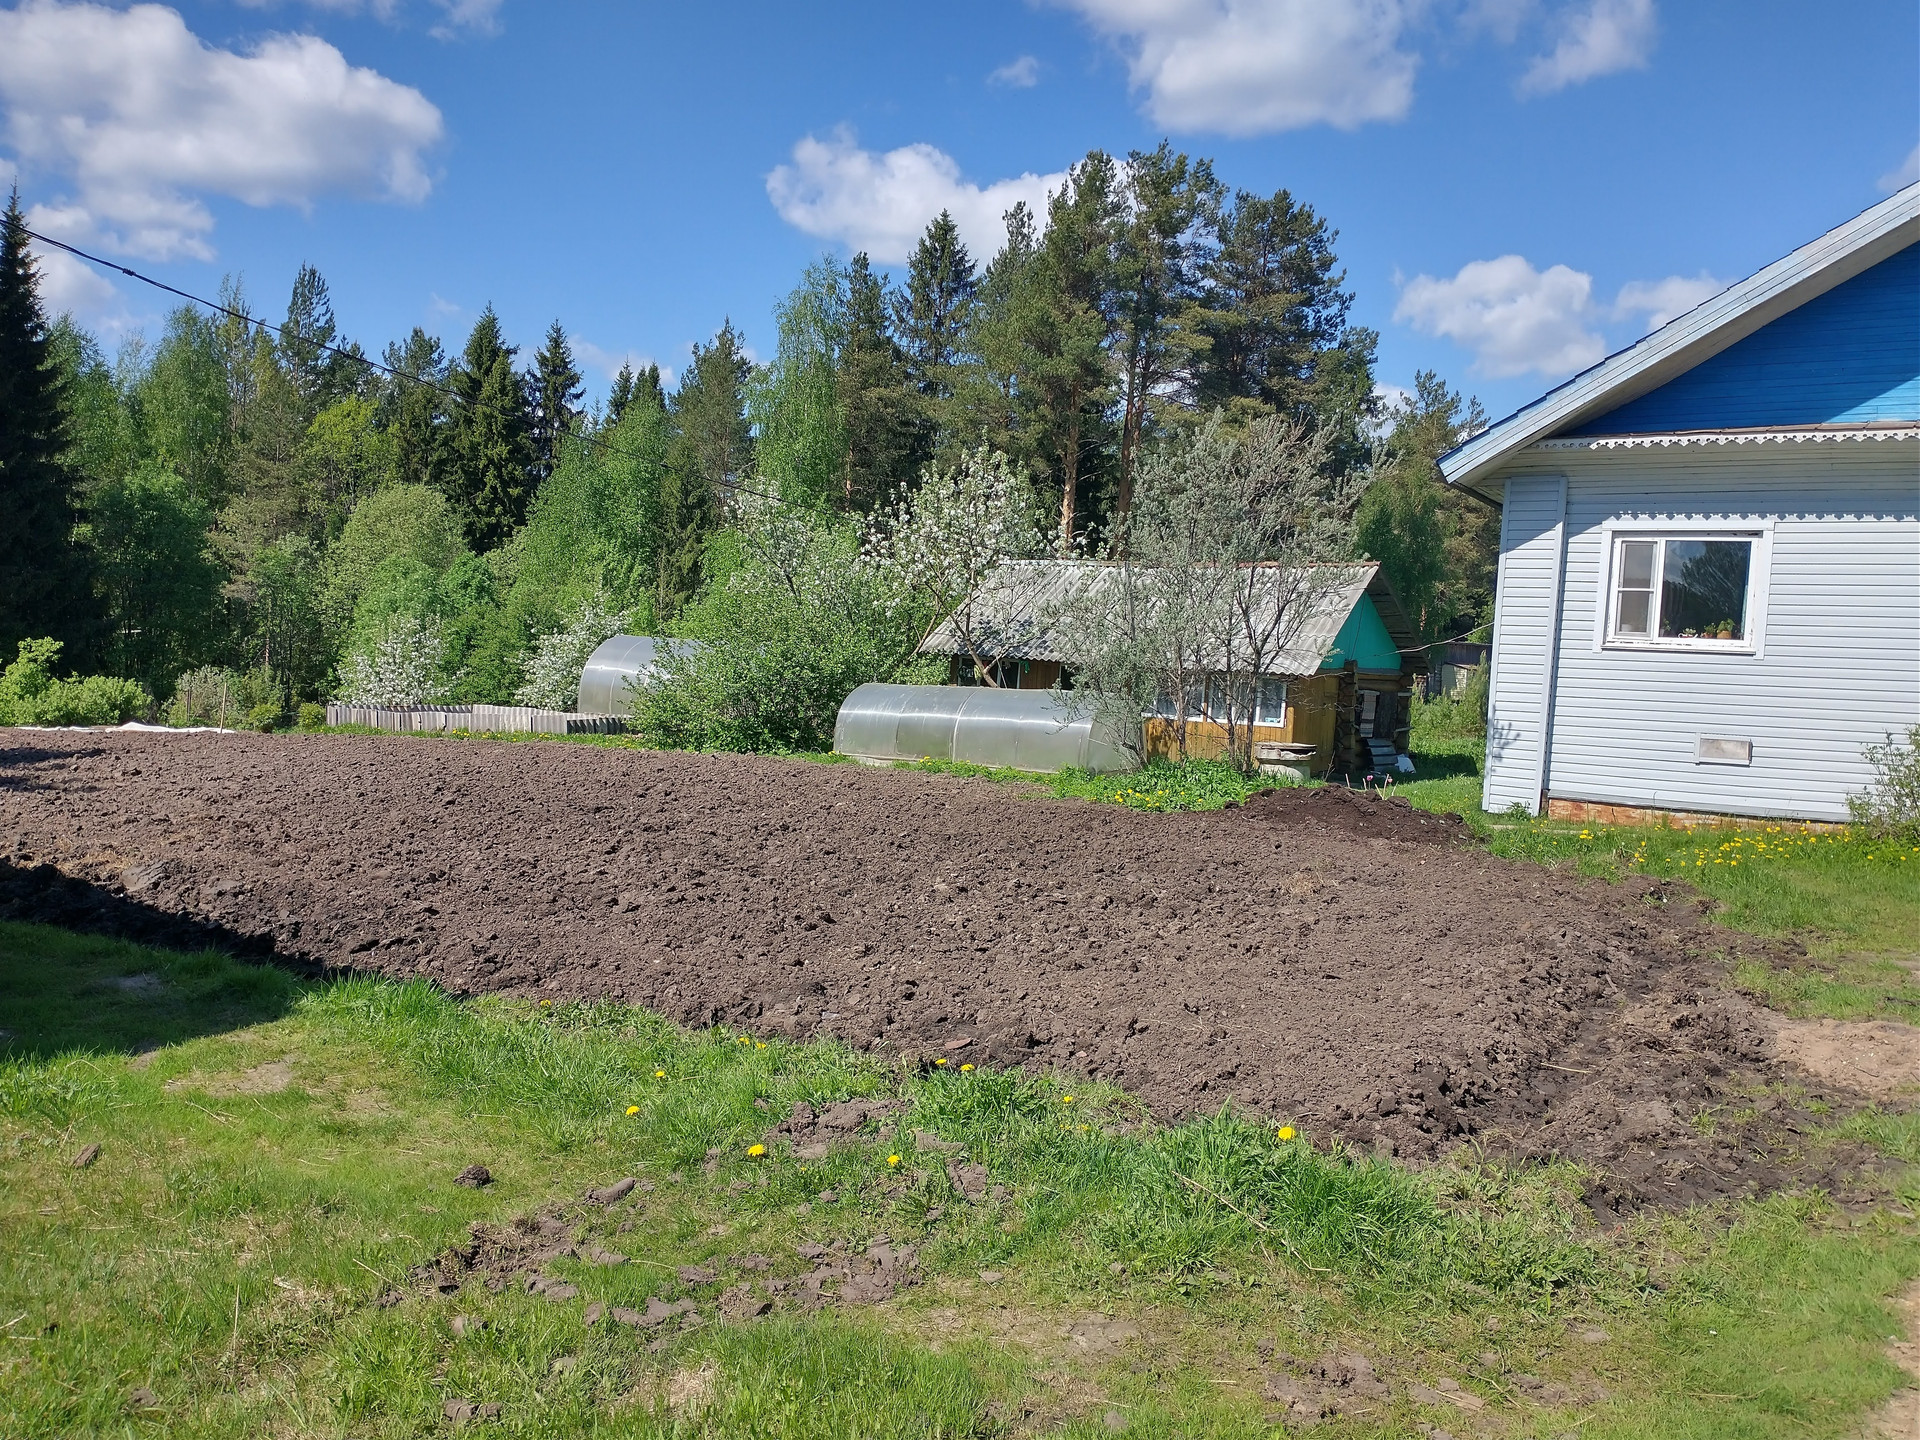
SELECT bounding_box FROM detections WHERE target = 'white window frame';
[1591,518,1774,657]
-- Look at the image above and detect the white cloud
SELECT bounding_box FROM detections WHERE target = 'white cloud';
[0,0,445,260]
[1879,143,1920,193]
[1518,0,1655,96]
[427,0,503,39]
[989,54,1042,88]
[1054,0,1419,136]
[1395,254,1605,377]
[232,0,501,37]
[1612,271,1722,331]
[766,129,1067,266]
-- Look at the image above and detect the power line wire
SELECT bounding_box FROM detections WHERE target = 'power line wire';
[12,217,786,506]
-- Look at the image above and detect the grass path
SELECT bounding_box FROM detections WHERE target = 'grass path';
[5,919,1919,1437]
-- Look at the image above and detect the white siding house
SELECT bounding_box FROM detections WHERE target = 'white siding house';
[1440,186,1920,822]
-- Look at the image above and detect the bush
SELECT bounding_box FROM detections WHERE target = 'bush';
[633,503,937,753]
[246,703,282,732]
[169,666,283,728]
[1410,662,1487,744]
[335,612,454,706]
[1851,725,1920,839]
[514,591,629,710]
[0,639,153,726]
[296,702,326,731]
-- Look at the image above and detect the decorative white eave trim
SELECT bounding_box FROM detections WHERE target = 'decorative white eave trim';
[1438,183,1920,493]
[1529,426,1919,453]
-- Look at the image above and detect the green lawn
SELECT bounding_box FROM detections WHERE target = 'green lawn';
[5,920,1919,1438]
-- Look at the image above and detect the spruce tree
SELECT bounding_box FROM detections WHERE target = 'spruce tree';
[529,320,583,482]
[380,328,451,494]
[0,192,99,661]
[448,306,535,549]
[278,264,356,419]
[893,211,976,399]
[837,254,928,511]
[606,363,637,427]
[656,323,751,619]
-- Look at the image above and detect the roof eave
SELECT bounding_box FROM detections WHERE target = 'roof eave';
[1437,184,1920,493]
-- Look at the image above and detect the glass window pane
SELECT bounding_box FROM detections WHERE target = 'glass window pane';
[1619,539,1656,589]
[1255,678,1287,725]
[1615,589,1652,636]
[1659,539,1751,639]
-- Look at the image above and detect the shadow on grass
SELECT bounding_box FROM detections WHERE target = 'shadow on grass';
[0,861,304,1062]
[1406,746,1482,781]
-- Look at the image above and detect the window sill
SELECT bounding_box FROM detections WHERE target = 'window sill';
[1602,639,1756,655]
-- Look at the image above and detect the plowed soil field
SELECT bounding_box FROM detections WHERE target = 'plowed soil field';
[0,732,1861,1211]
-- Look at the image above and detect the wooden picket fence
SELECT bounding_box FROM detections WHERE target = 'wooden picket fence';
[323,703,625,736]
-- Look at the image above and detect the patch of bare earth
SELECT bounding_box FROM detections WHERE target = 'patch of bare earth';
[0,732,1884,1209]
[1776,1018,1920,1102]
[1867,1278,1920,1439]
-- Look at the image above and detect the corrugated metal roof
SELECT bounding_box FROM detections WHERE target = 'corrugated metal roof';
[918,559,1396,677]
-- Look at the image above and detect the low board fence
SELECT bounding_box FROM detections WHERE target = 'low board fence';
[324,703,625,736]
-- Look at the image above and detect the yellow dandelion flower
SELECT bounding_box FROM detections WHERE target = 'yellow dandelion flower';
[737,1035,751,1044]
[1277,1125,1295,1141]
[541,999,552,1007]
[756,1042,767,1050]
[960,1063,974,1072]
[887,1154,901,1166]
[935,1058,948,1066]
[747,1143,766,1158]
[1062,1095,1075,1105]
[626,1105,640,1116]
[654,1069,667,1079]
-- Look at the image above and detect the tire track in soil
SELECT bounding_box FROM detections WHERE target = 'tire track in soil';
[0,732,1873,1211]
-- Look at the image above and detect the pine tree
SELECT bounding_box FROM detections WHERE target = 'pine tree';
[0,191,99,660]
[1191,189,1358,424]
[529,320,583,482]
[448,306,535,549]
[893,210,976,400]
[837,254,928,511]
[1110,143,1221,535]
[656,322,751,619]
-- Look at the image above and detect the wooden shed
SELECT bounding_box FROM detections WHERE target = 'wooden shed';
[919,560,1423,776]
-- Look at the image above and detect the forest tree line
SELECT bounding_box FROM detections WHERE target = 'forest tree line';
[0,144,1495,731]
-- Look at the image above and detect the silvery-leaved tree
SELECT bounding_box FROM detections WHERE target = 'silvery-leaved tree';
[861,447,1045,684]
[514,591,630,710]
[1051,411,1375,769]
[335,613,453,707]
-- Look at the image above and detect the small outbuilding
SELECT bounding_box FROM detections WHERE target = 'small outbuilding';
[1441,184,1919,823]
[915,559,1422,776]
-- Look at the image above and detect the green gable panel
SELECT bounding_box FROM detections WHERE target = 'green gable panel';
[1320,594,1402,673]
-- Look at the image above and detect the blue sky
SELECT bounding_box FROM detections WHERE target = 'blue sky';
[3,0,1915,423]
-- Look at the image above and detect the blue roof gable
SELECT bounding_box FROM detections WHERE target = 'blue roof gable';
[1574,242,1919,434]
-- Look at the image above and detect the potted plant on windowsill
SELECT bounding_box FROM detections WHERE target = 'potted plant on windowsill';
[1714,620,1737,641]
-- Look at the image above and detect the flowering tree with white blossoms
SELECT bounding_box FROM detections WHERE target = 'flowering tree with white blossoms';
[514,591,630,710]
[861,447,1046,684]
[335,613,453,707]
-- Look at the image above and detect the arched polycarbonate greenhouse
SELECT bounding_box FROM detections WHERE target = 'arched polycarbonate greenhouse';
[576,636,703,716]
[833,683,1137,774]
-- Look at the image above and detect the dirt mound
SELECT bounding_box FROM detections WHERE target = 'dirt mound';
[1241,784,1469,845]
[0,733,1870,1209]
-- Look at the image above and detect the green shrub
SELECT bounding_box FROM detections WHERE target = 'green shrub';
[0,639,152,726]
[296,702,326,730]
[246,703,282,732]
[1850,725,1920,840]
[169,665,283,727]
